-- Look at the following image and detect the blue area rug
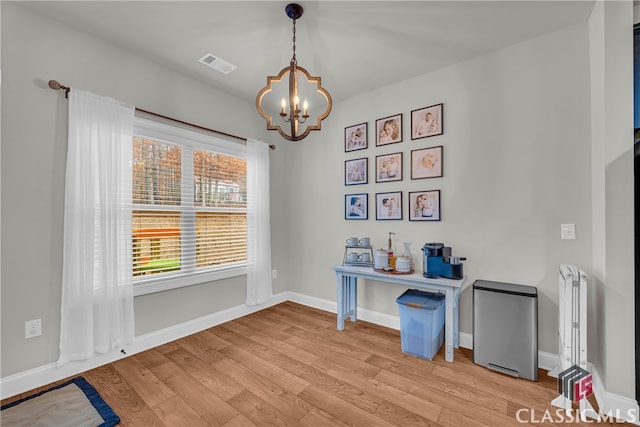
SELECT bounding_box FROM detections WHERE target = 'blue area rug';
[1,376,120,426]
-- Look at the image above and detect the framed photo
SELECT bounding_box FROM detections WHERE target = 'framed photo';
[345,157,368,186]
[375,191,403,220]
[411,103,443,140]
[345,193,368,220]
[409,190,441,221]
[411,146,443,179]
[345,122,368,152]
[375,152,403,183]
[375,114,403,146]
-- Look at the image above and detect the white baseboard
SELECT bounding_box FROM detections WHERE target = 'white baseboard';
[2,290,637,425]
[287,291,403,330]
[286,291,337,316]
[0,292,288,399]
[538,351,559,372]
[590,363,640,425]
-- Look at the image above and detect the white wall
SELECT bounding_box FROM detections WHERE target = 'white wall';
[589,0,635,399]
[286,22,592,352]
[0,2,283,377]
[284,12,633,400]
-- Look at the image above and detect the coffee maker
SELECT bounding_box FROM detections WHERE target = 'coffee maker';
[421,243,465,279]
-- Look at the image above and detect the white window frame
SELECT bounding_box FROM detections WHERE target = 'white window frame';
[132,117,247,296]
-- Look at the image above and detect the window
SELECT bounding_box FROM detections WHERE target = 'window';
[132,118,247,295]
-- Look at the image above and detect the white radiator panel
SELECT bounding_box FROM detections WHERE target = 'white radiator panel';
[557,264,588,372]
[552,264,599,420]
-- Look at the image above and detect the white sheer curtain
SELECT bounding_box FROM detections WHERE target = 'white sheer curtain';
[58,89,135,367]
[245,139,273,306]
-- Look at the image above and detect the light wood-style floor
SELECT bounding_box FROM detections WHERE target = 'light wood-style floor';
[2,301,627,426]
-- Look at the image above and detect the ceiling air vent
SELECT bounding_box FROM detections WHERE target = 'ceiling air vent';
[198,53,237,74]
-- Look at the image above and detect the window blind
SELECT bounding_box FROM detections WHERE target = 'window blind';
[132,118,247,292]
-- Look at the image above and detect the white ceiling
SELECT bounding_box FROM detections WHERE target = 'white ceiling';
[21,1,595,103]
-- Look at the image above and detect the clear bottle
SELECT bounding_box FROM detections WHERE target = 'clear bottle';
[403,242,414,270]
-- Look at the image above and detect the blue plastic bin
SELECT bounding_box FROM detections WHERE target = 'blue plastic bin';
[396,289,445,360]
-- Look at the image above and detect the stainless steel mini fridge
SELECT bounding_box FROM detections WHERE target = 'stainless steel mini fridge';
[473,280,538,381]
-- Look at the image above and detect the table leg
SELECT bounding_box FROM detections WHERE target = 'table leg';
[336,272,346,331]
[336,274,358,330]
[444,288,455,362]
[348,277,357,322]
[453,288,460,349]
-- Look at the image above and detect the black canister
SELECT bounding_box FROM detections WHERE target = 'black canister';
[422,243,444,257]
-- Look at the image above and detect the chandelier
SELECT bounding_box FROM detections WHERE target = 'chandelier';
[256,3,332,142]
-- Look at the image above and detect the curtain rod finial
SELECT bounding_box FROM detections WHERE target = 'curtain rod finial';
[49,80,70,97]
[48,80,62,90]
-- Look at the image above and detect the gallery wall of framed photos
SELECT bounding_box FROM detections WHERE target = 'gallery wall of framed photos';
[343,103,444,222]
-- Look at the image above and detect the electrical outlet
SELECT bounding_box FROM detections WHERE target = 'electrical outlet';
[272,269,278,279]
[25,319,42,339]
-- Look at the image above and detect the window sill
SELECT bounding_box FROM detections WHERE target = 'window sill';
[133,265,247,296]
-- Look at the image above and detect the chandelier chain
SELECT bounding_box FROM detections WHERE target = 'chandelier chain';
[291,18,297,63]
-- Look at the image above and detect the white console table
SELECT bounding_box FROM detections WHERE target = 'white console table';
[333,265,466,362]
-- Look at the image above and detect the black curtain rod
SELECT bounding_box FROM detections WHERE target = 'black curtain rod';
[48,80,275,150]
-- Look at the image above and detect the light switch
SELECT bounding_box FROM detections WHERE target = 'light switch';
[561,224,576,240]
